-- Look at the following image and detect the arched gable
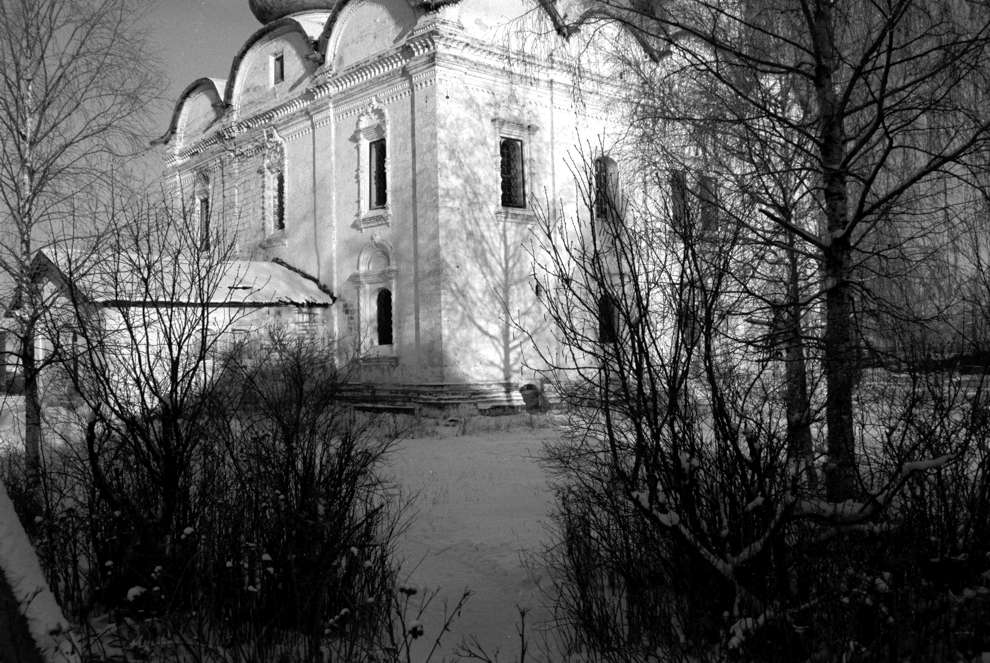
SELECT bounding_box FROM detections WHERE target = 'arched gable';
[158,78,225,148]
[225,14,328,111]
[318,0,418,73]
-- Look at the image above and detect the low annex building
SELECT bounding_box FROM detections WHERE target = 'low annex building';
[159,0,622,409]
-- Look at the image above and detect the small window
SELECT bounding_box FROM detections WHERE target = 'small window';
[272,53,285,85]
[274,171,285,231]
[369,138,387,209]
[376,288,393,346]
[198,195,210,250]
[500,137,526,208]
[670,170,689,233]
[598,294,617,344]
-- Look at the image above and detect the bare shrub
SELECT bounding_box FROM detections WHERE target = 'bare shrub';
[530,153,990,661]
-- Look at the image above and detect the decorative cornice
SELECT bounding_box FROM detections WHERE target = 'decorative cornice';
[166,22,618,169]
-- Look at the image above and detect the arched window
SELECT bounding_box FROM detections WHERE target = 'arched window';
[376,288,393,346]
[598,294,617,343]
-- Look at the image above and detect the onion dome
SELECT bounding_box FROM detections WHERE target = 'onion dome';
[249,0,334,23]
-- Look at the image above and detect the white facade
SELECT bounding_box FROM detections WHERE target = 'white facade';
[161,0,624,407]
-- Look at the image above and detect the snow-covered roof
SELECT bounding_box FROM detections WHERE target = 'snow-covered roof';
[219,260,335,306]
[34,251,334,308]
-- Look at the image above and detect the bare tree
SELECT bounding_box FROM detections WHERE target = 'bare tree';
[530,147,990,660]
[536,0,990,501]
[0,0,159,488]
[35,193,245,594]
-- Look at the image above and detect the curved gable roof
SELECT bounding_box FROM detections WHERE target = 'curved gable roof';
[155,77,226,146]
[316,0,460,56]
[159,1,463,147]
[224,12,330,105]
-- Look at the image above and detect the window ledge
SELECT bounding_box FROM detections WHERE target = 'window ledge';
[260,231,287,248]
[496,207,535,224]
[353,209,390,232]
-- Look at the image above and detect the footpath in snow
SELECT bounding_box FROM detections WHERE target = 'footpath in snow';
[388,424,558,661]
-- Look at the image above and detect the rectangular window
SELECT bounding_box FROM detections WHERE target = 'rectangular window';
[598,294,617,344]
[198,195,210,250]
[369,138,387,209]
[272,53,284,84]
[500,137,526,208]
[274,171,285,231]
[594,158,610,220]
[677,296,701,346]
[699,174,718,233]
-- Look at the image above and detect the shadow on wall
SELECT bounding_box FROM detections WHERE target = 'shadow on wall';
[438,89,550,387]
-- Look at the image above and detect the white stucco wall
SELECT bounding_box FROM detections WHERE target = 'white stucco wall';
[163,0,627,394]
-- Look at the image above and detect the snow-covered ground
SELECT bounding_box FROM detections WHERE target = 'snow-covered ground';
[388,424,560,661]
[1,394,564,661]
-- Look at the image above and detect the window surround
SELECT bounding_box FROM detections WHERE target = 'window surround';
[493,117,538,224]
[259,128,287,244]
[347,238,397,357]
[193,170,211,251]
[353,104,390,232]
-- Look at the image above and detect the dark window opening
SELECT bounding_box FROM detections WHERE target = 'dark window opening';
[598,294,617,344]
[273,53,284,84]
[670,169,689,233]
[274,171,285,231]
[376,288,393,346]
[699,174,718,233]
[594,157,611,220]
[500,137,526,208]
[678,298,701,346]
[369,138,387,209]
[198,195,210,250]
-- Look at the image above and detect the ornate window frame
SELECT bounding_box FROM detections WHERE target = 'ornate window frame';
[194,170,211,251]
[348,236,397,359]
[259,128,287,245]
[353,101,390,232]
[493,117,538,224]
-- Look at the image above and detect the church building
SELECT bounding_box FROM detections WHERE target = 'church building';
[158,0,623,409]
